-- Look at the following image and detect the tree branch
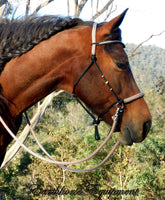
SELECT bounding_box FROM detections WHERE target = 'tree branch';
[0,4,6,17]
[76,0,88,17]
[67,0,70,16]
[26,0,31,16]
[0,0,8,7]
[32,0,54,15]
[0,0,10,17]
[74,0,78,17]
[103,3,117,21]
[91,0,114,20]
[129,30,165,57]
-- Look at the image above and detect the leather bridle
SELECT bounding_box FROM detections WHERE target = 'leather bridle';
[73,23,144,140]
[0,22,145,172]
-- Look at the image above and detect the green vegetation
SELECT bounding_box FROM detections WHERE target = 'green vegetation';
[126,44,165,91]
[0,44,164,200]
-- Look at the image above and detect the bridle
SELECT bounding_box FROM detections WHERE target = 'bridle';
[73,22,144,140]
[0,22,144,172]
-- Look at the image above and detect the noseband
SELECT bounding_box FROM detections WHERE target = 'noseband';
[73,23,144,140]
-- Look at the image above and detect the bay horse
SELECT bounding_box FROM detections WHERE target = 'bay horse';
[0,9,151,167]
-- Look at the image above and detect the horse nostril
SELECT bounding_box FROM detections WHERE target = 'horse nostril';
[143,120,152,139]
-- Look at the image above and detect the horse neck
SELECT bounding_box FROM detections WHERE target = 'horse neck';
[0,29,90,118]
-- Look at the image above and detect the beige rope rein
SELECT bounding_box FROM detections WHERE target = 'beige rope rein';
[0,90,144,172]
[0,111,120,172]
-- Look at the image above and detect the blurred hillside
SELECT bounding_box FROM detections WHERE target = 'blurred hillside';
[0,44,164,200]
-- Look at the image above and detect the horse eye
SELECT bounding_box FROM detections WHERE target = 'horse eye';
[115,61,129,70]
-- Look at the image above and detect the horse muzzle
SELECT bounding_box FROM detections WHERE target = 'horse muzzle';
[118,119,152,145]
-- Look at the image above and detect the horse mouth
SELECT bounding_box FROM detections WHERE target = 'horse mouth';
[118,127,143,146]
[117,119,151,146]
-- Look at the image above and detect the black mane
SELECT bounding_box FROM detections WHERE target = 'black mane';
[0,15,84,73]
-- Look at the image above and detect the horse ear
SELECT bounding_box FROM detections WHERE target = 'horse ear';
[99,8,128,36]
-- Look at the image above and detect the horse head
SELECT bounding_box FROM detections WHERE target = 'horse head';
[0,10,152,166]
[68,10,152,145]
